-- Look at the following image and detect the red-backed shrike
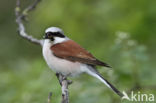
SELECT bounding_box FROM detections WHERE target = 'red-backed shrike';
[42,27,123,97]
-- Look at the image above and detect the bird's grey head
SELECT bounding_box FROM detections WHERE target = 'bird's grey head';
[44,27,65,41]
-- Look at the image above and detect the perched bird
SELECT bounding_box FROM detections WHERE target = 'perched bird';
[42,27,123,97]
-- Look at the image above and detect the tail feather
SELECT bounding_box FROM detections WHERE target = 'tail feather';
[86,67,123,97]
[96,73,123,97]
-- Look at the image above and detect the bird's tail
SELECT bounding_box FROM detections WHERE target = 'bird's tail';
[86,67,123,98]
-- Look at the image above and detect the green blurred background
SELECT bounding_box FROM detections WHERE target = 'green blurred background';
[0,0,156,103]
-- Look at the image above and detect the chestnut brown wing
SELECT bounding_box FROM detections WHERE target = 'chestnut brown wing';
[51,40,111,68]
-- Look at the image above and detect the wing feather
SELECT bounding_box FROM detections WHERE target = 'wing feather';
[51,40,111,68]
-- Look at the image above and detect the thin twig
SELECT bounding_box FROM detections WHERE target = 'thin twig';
[48,92,52,103]
[24,0,41,13]
[15,0,43,46]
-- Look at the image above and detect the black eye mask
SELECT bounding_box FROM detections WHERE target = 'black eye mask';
[46,32,65,38]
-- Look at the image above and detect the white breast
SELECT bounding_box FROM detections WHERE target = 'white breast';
[42,40,83,76]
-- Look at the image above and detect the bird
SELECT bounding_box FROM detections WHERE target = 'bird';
[42,27,123,98]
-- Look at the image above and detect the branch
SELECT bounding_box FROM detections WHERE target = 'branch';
[15,0,43,46]
[56,73,72,103]
[15,1,72,103]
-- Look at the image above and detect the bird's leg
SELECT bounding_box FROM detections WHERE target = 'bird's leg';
[56,72,63,86]
[56,73,72,85]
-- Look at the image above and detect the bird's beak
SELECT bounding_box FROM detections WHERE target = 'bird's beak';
[43,34,48,39]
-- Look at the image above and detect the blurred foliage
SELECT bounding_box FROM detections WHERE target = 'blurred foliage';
[0,0,156,103]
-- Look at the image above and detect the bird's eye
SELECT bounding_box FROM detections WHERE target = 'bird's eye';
[46,32,53,37]
[44,32,54,41]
